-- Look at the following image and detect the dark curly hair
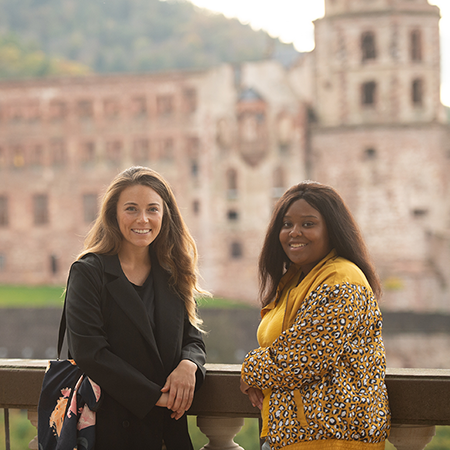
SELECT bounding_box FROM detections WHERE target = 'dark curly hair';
[259,181,381,306]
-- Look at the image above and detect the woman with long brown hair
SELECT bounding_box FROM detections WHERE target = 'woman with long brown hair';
[241,181,390,450]
[65,166,206,449]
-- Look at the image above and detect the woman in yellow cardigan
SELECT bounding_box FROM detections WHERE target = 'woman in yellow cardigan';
[241,181,390,450]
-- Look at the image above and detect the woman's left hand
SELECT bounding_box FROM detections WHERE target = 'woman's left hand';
[161,359,197,420]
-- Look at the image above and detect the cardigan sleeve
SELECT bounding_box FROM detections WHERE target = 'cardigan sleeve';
[241,282,370,391]
[66,255,163,420]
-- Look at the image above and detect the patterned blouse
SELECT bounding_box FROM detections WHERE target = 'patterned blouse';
[241,250,391,450]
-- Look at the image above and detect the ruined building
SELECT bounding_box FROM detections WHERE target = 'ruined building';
[0,0,449,310]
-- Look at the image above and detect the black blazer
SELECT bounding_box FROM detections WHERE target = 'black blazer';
[65,250,206,450]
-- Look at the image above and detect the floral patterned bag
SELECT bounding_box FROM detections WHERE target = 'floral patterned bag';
[37,295,102,450]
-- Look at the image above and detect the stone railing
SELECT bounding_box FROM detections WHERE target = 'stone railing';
[1,359,450,450]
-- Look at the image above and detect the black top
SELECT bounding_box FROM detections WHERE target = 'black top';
[132,272,156,332]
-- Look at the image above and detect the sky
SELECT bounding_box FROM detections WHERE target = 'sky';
[188,0,450,107]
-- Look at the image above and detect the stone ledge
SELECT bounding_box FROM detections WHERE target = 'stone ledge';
[1,359,450,425]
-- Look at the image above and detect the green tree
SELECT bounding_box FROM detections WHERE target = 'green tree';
[0,33,90,79]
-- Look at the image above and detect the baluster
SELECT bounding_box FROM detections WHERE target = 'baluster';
[388,424,435,450]
[197,416,245,450]
[27,410,38,450]
[4,408,10,450]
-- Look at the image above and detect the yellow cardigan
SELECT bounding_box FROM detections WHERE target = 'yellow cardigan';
[242,250,390,450]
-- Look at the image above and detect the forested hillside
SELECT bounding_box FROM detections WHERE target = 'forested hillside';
[0,0,299,78]
[0,34,90,78]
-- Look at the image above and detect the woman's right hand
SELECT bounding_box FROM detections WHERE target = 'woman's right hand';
[240,378,264,410]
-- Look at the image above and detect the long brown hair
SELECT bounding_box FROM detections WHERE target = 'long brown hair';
[78,166,206,329]
[259,181,381,306]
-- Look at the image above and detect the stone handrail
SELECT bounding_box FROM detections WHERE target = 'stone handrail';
[1,359,450,449]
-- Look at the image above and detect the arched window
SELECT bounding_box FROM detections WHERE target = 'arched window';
[412,78,423,106]
[361,81,377,106]
[361,31,377,62]
[410,30,422,61]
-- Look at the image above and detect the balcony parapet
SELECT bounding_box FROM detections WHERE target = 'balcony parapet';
[1,359,450,449]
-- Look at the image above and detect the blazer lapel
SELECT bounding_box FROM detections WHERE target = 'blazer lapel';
[150,251,185,375]
[101,254,164,372]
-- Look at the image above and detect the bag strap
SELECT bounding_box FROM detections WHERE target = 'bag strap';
[57,291,68,360]
[57,254,105,360]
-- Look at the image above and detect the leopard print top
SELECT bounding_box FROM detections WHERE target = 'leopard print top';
[242,258,390,450]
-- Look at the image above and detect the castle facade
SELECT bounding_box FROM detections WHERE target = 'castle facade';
[1,0,449,310]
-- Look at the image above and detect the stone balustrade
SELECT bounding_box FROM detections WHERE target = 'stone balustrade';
[1,359,450,450]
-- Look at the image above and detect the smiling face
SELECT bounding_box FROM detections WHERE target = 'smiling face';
[279,198,332,275]
[116,184,163,253]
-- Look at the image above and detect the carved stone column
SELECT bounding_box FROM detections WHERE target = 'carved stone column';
[27,410,38,450]
[388,424,436,450]
[197,416,245,450]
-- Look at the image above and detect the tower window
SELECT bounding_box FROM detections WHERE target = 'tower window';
[361,32,377,62]
[230,241,243,259]
[364,148,377,160]
[192,200,200,215]
[412,208,428,218]
[410,30,422,61]
[412,79,423,106]
[226,168,238,199]
[361,82,377,106]
[227,210,239,221]
[191,160,199,177]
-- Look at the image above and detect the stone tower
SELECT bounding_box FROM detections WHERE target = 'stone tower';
[310,0,450,310]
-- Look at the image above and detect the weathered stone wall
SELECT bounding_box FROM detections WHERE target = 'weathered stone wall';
[310,123,450,311]
[0,62,306,302]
